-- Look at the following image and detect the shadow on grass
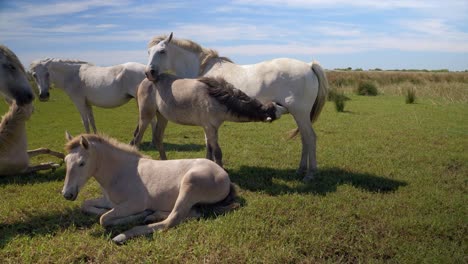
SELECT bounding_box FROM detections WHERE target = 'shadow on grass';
[137,141,205,152]
[0,167,65,186]
[0,207,97,248]
[230,166,407,195]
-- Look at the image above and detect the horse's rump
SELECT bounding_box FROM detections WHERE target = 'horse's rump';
[195,183,240,216]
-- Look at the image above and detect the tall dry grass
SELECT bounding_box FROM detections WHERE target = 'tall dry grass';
[327,71,468,103]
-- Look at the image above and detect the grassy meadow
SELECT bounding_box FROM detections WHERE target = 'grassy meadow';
[0,71,467,263]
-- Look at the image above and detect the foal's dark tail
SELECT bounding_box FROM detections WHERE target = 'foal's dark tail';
[196,183,240,216]
[198,77,280,122]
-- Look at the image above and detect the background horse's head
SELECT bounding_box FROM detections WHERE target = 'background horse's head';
[29,59,51,101]
[145,33,173,81]
[62,132,96,201]
[0,45,34,105]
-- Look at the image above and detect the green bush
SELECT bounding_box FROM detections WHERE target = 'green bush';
[334,92,347,112]
[405,87,416,104]
[356,81,378,96]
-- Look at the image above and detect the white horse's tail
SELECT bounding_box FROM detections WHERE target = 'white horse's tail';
[310,61,329,123]
[289,61,329,138]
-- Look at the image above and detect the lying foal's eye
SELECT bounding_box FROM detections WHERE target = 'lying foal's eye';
[78,161,85,167]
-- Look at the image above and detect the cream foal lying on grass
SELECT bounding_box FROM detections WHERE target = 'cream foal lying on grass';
[62,132,238,244]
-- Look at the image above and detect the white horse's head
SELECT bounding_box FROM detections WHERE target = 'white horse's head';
[145,32,173,81]
[0,45,34,105]
[62,132,95,201]
[29,59,51,101]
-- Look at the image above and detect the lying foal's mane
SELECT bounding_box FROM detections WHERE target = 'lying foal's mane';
[198,77,278,122]
[0,103,28,153]
[65,134,146,157]
[148,35,233,74]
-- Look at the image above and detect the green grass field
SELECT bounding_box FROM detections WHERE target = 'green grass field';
[0,81,466,263]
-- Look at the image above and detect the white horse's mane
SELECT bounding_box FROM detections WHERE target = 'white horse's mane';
[0,45,26,73]
[30,58,93,69]
[148,35,233,74]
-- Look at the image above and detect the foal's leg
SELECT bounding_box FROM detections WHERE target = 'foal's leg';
[152,112,168,160]
[87,106,98,133]
[99,201,147,227]
[82,196,113,216]
[28,148,65,159]
[112,182,199,244]
[143,208,200,224]
[203,126,223,167]
[25,162,61,173]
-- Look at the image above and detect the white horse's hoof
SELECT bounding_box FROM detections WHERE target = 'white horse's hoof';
[112,234,127,245]
[296,168,307,176]
[302,174,314,182]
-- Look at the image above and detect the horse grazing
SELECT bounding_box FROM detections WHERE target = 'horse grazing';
[62,132,238,244]
[145,33,329,181]
[0,45,34,105]
[130,74,288,167]
[0,102,64,175]
[29,59,146,133]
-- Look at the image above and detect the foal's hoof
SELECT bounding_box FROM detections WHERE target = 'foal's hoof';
[302,172,315,182]
[112,234,127,245]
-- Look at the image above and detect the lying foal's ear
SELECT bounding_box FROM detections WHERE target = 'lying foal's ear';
[65,131,73,141]
[80,136,89,150]
[166,32,173,43]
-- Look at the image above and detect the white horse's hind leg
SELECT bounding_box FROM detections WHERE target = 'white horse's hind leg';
[203,126,223,167]
[292,112,316,181]
[87,107,98,133]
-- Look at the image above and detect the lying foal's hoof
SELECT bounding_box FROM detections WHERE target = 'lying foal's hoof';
[112,234,127,245]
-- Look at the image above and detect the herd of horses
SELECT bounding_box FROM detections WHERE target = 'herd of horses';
[0,33,329,244]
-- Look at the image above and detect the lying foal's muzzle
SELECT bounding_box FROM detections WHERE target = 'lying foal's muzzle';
[62,188,78,201]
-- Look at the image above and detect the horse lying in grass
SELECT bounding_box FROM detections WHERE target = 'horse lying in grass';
[0,45,34,105]
[0,102,64,175]
[62,132,238,244]
[29,59,146,133]
[130,74,288,167]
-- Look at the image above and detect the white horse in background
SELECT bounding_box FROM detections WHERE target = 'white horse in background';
[145,33,329,181]
[29,59,146,133]
[0,45,34,105]
[62,132,238,244]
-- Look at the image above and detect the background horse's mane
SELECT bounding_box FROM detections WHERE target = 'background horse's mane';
[30,58,93,69]
[65,134,147,158]
[0,45,26,74]
[0,103,29,153]
[148,35,233,74]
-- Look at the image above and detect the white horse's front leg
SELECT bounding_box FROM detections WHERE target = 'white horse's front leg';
[72,97,91,133]
[99,201,146,227]
[87,105,98,133]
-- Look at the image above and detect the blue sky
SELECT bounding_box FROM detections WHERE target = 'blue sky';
[1,0,467,70]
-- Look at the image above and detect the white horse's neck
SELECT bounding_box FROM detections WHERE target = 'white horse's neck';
[47,61,83,91]
[169,45,200,78]
[92,142,140,188]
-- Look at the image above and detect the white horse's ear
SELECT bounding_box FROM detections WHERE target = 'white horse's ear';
[80,136,89,150]
[65,131,73,141]
[166,32,173,43]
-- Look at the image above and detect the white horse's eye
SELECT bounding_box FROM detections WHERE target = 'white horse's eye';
[159,50,166,54]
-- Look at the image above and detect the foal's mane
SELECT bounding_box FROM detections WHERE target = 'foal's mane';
[65,134,147,158]
[148,35,233,74]
[0,103,29,153]
[198,77,278,122]
[0,45,26,74]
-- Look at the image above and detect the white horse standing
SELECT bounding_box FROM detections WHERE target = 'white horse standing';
[145,33,329,181]
[29,59,146,133]
[62,132,238,244]
[0,45,34,105]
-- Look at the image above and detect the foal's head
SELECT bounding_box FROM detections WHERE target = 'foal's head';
[29,59,51,101]
[0,45,34,105]
[62,132,96,201]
